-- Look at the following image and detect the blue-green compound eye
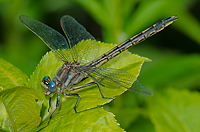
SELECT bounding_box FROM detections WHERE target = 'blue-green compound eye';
[42,76,49,81]
[49,81,56,93]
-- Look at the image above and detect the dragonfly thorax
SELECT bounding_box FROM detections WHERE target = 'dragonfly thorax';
[54,62,85,91]
[41,61,85,96]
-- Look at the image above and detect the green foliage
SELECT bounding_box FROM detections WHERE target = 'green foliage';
[0,40,149,131]
[37,108,124,132]
[0,0,200,131]
[141,54,200,89]
[148,89,200,132]
[0,58,28,91]
[0,86,42,132]
[74,0,200,44]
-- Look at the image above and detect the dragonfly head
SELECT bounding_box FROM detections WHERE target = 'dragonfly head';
[41,76,57,96]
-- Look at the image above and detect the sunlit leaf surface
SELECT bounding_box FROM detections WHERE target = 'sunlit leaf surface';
[0,86,42,132]
[0,58,28,91]
[37,108,124,132]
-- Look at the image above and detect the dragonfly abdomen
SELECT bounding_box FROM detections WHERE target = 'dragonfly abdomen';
[86,16,178,68]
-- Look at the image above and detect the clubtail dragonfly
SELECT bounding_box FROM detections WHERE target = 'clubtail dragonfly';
[19,15,178,124]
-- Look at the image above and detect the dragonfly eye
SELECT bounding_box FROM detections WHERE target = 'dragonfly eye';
[41,76,55,95]
[42,76,51,85]
[49,81,57,92]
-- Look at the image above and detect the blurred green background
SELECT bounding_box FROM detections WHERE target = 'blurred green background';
[0,0,200,131]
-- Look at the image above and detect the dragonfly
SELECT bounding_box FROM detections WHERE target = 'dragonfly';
[19,15,178,124]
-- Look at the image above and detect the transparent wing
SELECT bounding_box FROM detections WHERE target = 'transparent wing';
[19,15,72,62]
[61,15,98,63]
[71,40,99,65]
[86,67,122,89]
[128,79,152,95]
[77,66,151,95]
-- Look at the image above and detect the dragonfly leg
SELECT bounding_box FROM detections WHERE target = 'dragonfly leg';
[48,93,60,124]
[63,82,114,114]
[67,82,96,91]
[48,97,51,112]
[62,92,80,113]
[69,82,114,100]
[96,83,115,100]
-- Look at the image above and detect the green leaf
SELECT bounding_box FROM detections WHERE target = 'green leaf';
[109,107,140,129]
[127,116,155,132]
[0,58,28,91]
[141,54,200,89]
[0,86,43,132]
[28,40,150,125]
[148,88,200,132]
[37,107,124,132]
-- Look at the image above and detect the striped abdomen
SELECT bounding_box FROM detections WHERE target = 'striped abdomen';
[86,16,178,68]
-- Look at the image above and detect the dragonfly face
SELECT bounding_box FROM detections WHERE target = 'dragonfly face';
[19,15,178,124]
[41,76,57,96]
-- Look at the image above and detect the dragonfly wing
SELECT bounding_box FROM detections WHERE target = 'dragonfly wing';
[78,66,151,95]
[72,40,99,64]
[61,15,98,63]
[128,79,152,95]
[77,66,121,88]
[19,15,72,62]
